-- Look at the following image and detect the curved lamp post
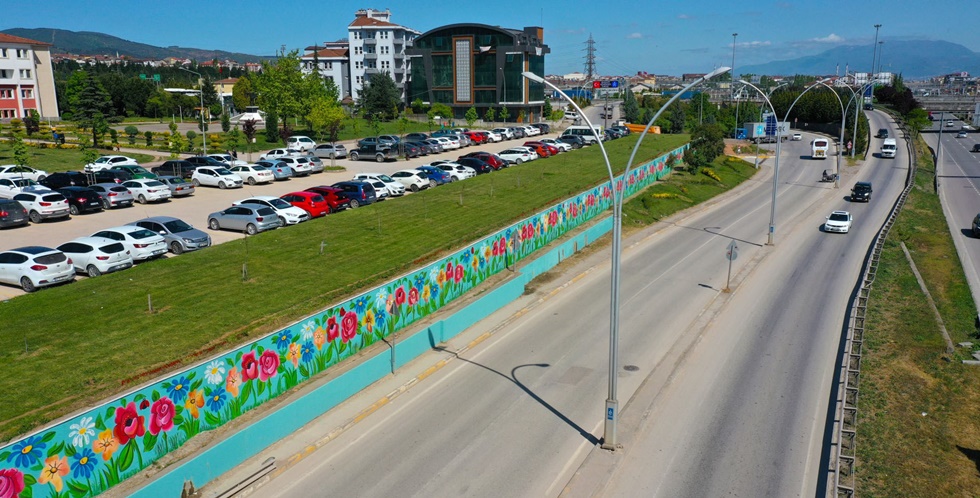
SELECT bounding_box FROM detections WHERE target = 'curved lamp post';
[839,78,876,158]
[810,81,846,189]
[179,67,208,155]
[525,66,730,450]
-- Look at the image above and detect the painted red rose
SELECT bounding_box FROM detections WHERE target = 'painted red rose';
[258,350,280,382]
[395,286,406,306]
[148,397,176,435]
[549,211,558,226]
[454,265,464,283]
[240,351,259,382]
[408,287,419,305]
[0,468,25,498]
[113,402,146,446]
[327,316,340,342]
[341,311,358,343]
[446,261,453,274]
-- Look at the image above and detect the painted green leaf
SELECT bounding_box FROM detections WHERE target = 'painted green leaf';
[134,394,146,402]
[256,379,266,396]
[40,431,57,443]
[21,472,36,485]
[142,433,158,453]
[190,379,203,391]
[299,364,310,378]
[20,485,32,498]
[67,478,90,496]
[161,382,171,390]
[0,451,8,461]
[172,414,184,426]
[64,444,77,457]
[186,372,197,381]
[46,441,65,457]
[204,410,221,427]
[151,390,160,402]
[105,406,115,420]
[240,380,253,405]
[116,440,136,471]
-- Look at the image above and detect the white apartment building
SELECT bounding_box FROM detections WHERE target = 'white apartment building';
[0,33,59,121]
[301,41,351,98]
[347,9,419,101]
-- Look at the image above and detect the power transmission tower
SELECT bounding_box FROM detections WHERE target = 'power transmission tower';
[584,34,597,80]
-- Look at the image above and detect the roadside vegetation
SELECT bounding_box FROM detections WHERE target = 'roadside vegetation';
[0,134,701,442]
[857,133,980,495]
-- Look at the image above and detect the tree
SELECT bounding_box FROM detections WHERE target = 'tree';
[484,107,496,126]
[411,98,426,114]
[232,74,256,112]
[499,106,510,124]
[67,71,114,146]
[186,130,197,153]
[543,99,553,119]
[622,89,640,124]
[307,96,345,143]
[683,123,725,170]
[359,71,401,121]
[125,125,139,145]
[168,132,186,158]
[256,49,305,125]
[23,110,40,139]
[428,103,452,124]
[221,111,231,132]
[549,109,565,122]
[79,137,101,166]
[668,105,686,134]
[518,109,526,123]
[201,75,221,118]
[905,108,930,138]
[265,109,280,143]
[11,134,30,167]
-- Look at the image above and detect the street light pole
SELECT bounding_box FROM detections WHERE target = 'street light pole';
[523,66,730,451]
[731,33,739,137]
[869,24,882,105]
[179,66,207,155]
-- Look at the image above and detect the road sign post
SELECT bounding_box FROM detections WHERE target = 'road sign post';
[724,240,739,292]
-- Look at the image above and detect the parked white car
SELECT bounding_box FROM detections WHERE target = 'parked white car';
[122,179,172,204]
[90,225,168,261]
[57,236,134,277]
[481,130,503,142]
[433,136,460,150]
[428,161,476,180]
[229,164,275,185]
[0,178,50,199]
[390,170,430,192]
[0,246,75,292]
[260,148,303,161]
[498,148,536,165]
[83,155,138,172]
[0,165,48,181]
[191,167,244,189]
[540,138,572,152]
[522,125,540,137]
[12,191,70,223]
[509,146,540,161]
[286,135,317,152]
[233,196,311,225]
[352,173,406,197]
[276,156,314,177]
[492,127,514,140]
[208,154,248,167]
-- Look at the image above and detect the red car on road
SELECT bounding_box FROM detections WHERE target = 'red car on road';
[303,186,353,213]
[459,151,507,170]
[281,191,330,218]
[524,141,559,158]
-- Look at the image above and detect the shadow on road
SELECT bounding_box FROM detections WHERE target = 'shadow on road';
[433,345,601,446]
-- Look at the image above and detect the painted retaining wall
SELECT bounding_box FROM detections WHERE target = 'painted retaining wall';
[0,145,685,498]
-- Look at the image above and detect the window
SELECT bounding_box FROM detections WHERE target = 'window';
[19,69,31,79]
[381,46,389,55]
[21,89,33,99]
[1,109,15,118]
[0,70,9,79]
[0,49,6,57]
[0,89,12,99]
[381,61,390,70]
[353,31,361,40]
[326,62,332,70]
[356,76,363,85]
[16,49,28,59]
[455,38,472,102]
[355,61,363,69]
[354,46,362,55]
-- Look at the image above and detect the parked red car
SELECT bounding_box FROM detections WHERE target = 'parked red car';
[522,141,555,158]
[459,151,507,170]
[303,186,352,213]
[281,191,330,218]
[464,131,488,145]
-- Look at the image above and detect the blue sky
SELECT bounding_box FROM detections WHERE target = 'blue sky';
[4,0,977,76]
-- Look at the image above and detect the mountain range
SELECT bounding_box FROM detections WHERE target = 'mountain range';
[0,28,270,63]
[737,40,980,80]
[3,29,978,79]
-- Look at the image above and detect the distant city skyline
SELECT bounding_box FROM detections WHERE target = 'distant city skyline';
[3,0,978,76]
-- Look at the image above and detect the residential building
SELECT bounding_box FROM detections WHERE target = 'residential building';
[301,42,350,98]
[347,9,419,101]
[0,33,59,121]
[406,24,550,121]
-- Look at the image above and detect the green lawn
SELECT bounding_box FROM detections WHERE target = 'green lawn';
[0,143,157,173]
[856,134,980,496]
[1,135,698,441]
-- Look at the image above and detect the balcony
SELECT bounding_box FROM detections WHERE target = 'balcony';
[363,52,377,60]
[365,67,380,75]
[362,37,377,45]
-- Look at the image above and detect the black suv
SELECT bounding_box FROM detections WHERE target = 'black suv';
[152,160,197,179]
[56,186,104,215]
[851,182,872,202]
[41,171,92,189]
[185,156,227,168]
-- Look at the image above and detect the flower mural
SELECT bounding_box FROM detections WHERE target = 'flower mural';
[0,145,686,498]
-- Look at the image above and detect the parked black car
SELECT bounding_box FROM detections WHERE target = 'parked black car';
[330,181,378,209]
[92,169,133,184]
[185,156,227,167]
[557,134,585,149]
[457,157,494,175]
[531,123,551,134]
[152,160,197,179]
[40,171,92,189]
[56,187,104,215]
[0,199,29,229]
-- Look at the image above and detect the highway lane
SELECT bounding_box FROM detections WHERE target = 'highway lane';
[603,110,910,497]
[240,126,902,496]
[923,117,980,306]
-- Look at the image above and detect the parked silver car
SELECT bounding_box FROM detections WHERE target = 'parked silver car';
[155,175,197,197]
[312,143,347,159]
[128,216,212,254]
[255,160,294,181]
[88,183,136,209]
[207,205,282,235]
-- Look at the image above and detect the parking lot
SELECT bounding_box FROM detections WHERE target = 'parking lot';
[0,130,583,300]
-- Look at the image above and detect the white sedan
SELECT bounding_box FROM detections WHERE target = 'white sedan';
[390,170,430,192]
[276,156,314,177]
[191,167,243,189]
[229,164,275,185]
[233,196,311,225]
[56,236,134,277]
[0,164,48,182]
[0,178,50,199]
[83,155,138,172]
[122,179,172,204]
[433,136,460,150]
[824,210,853,233]
[498,148,536,165]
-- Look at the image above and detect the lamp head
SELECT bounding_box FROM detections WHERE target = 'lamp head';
[521,71,544,84]
[706,66,731,80]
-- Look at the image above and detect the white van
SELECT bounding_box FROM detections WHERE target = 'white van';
[562,125,604,145]
[881,138,897,158]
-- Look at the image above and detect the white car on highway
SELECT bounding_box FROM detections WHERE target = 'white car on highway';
[824,210,852,233]
[191,167,243,189]
[233,196,311,225]
[83,155,138,172]
[122,179,172,204]
[229,164,275,185]
[0,165,48,182]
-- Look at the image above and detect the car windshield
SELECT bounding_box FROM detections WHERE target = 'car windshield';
[216,168,233,175]
[269,198,291,209]
[145,181,164,187]
[13,179,36,187]
[829,213,849,222]
[163,219,193,233]
[130,229,157,239]
[378,175,394,182]
[110,186,128,193]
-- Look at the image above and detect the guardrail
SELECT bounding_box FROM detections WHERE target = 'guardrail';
[830,116,917,496]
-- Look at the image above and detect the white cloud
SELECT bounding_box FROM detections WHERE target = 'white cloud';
[677,14,691,19]
[733,40,772,49]
[627,33,643,39]
[811,33,844,43]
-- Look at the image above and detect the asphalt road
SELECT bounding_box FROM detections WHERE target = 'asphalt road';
[0,130,568,300]
[922,117,980,307]
[205,117,908,497]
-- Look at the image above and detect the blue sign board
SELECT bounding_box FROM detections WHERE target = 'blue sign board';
[765,114,778,136]
[607,407,614,420]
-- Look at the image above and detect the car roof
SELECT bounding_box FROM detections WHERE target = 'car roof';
[831,210,850,215]
[134,215,181,222]
[63,235,116,246]
[6,246,58,255]
[98,225,148,233]
[855,181,872,187]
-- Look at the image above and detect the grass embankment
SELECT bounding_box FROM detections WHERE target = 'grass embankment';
[1,135,698,442]
[0,144,156,173]
[857,135,980,495]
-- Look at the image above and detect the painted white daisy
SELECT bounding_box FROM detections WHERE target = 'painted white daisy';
[69,416,95,447]
[301,320,316,341]
[205,360,225,385]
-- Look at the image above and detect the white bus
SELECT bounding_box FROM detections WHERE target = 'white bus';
[811,139,829,159]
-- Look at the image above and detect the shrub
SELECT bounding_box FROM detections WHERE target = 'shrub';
[144,131,153,146]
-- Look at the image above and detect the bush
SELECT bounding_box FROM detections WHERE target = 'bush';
[144,131,153,146]
[125,125,139,145]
